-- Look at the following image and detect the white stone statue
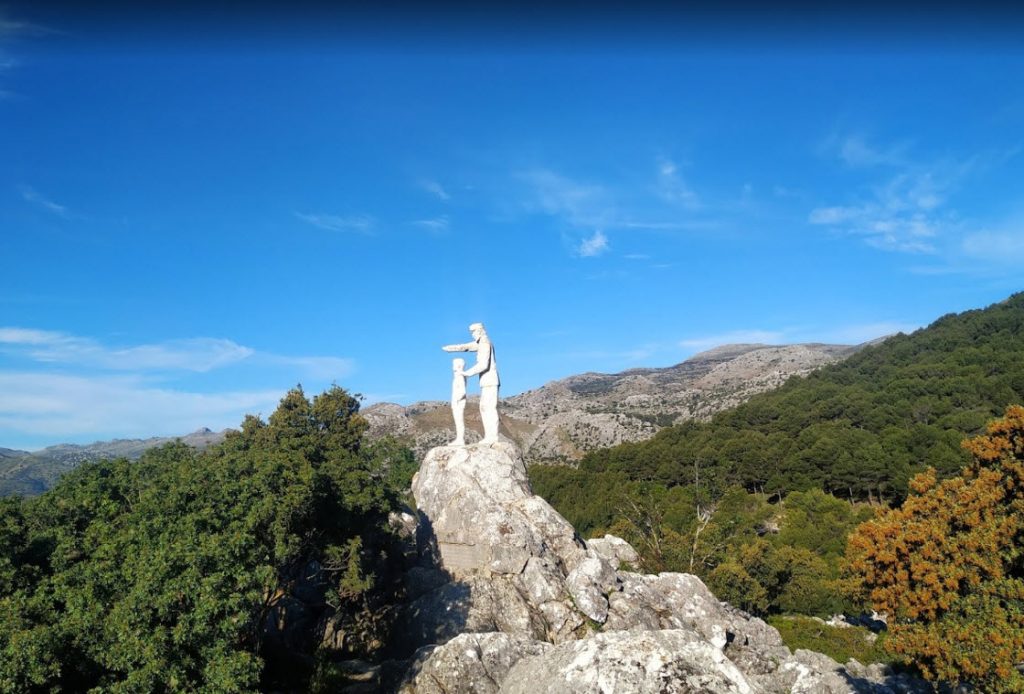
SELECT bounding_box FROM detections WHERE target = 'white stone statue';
[443,322,500,443]
[450,357,467,445]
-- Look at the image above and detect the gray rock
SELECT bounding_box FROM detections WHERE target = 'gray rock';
[501,629,754,694]
[412,442,578,578]
[403,632,552,694]
[565,550,618,623]
[768,649,866,694]
[519,556,565,605]
[389,511,419,539]
[394,576,546,655]
[538,600,585,643]
[606,572,790,671]
[586,534,640,569]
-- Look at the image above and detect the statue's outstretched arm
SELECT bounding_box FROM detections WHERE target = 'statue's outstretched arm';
[462,342,491,377]
[442,342,479,353]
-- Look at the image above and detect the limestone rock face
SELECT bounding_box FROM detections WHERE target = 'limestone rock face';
[407,633,552,694]
[397,442,922,693]
[586,533,640,569]
[411,442,588,578]
[501,630,753,694]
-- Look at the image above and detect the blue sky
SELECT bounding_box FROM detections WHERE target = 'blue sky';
[2,6,1023,450]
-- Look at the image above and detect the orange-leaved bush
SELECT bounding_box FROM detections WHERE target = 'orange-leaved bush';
[845,405,1024,690]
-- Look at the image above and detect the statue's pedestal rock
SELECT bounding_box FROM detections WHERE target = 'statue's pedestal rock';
[412,441,585,578]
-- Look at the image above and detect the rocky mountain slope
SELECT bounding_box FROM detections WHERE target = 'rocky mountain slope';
[364,342,864,465]
[0,428,228,496]
[374,441,926,693]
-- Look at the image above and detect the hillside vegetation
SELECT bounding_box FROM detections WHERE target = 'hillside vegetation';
[531,292,1024,625]
[575,292,1024,502]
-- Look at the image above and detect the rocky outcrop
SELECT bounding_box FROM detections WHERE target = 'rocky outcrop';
[501,630,753,694]
[364,342,866,466]
[407,633,552,694]
[393,442,922,693]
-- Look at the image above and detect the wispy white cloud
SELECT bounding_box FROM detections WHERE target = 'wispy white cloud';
[578,230,609,257]
[833,135,909,168]
[1,11,55,103]
[0,13,54,38]
[520,169,612,228]
[413,215,450,233]
[295,211,374,234]
[807,137,973,254]
[0,329,253,372]
[417,178,450,201]
[19,185,70,218]
[0,372,283,445]
[0,328,61,345]
[518,165,710,245]
[656,157,699,209]
[0,328,354,379]
[679,329,786,351]
[1,10,60,104]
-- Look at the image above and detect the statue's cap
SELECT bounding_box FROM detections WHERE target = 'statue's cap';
[468,322,485,331]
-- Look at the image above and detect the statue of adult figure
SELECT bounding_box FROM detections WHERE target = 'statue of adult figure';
[443,322,500,443]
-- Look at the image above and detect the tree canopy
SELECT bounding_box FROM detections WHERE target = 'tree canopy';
[0,385,415,693]
[845,405,1024,691]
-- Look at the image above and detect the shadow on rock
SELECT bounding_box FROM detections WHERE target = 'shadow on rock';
[388,509,472,657]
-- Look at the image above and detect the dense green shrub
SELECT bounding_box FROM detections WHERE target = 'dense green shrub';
[0,386,414,693]
[767,615,890,667]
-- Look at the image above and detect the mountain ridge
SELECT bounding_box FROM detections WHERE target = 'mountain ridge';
[0,427,228,496]
[365,340,870,465]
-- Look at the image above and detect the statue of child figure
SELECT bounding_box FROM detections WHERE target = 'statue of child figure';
[450,357,467,445]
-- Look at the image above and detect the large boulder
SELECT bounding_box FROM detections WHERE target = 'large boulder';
[411,441,587,577]
[405,633,552,694]
[501,630,753,694]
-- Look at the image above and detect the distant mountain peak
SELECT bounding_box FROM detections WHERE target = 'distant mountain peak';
[364,340,866,465]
